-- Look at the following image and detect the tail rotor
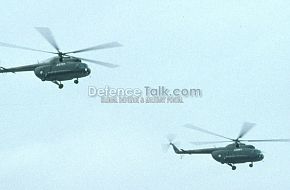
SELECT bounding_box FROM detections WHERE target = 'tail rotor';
[162,134,180,152]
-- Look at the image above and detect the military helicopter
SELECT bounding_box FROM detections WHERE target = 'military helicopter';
[0,27,122,89]
[165,123,290,170]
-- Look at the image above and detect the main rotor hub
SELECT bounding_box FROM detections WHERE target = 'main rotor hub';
[58,52,63,57]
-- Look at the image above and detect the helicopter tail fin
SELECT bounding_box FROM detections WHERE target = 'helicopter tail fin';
[0,67,15,73]
[170,143,183,154]
[0,67,7,72]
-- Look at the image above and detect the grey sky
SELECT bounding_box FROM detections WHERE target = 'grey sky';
[0,1,289,190]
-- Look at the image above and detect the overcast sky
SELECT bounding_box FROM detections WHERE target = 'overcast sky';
[0,1,289,190]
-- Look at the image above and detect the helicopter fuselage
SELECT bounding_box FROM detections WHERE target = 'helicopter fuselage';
[211,144,264,164]
[34,57,91,82]
[170,143,264,167]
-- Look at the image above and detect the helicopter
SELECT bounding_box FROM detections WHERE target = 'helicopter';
[0,27,122,89]
[165,122,290,170]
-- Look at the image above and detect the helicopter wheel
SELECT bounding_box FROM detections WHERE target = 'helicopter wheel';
[227,163,236,170]
[59,84,64,89]
[249,163,253,168]
[74,79,79,84]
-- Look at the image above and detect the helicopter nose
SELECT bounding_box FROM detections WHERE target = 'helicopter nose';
[259,154,264,160]
[84,67,91,75]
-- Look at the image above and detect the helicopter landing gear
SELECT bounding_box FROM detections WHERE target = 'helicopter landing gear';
[249,163,253,168]
[74,79,79,84]
[52,80,64,89]
[227,163,236,170]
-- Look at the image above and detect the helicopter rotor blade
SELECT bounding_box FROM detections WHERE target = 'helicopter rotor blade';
[0,41,56,54]
[35,27,60,52]
[190,140,233,145]
[237,122,256,139]
[161,144,171,152]
[166,134,176,143]
[161,142,181,152]
[184,124,233,141]
[65,42,122,54]
[70,55,119,68]
[240,139,290,143]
